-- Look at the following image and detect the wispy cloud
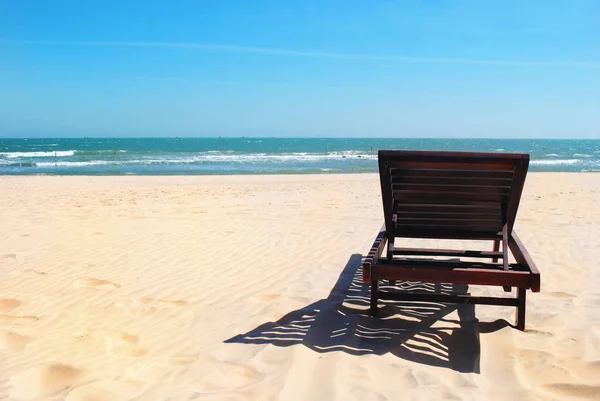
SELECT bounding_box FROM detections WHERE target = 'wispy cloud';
[1,39,598,67]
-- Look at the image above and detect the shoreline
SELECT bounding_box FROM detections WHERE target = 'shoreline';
[2,171,600,177]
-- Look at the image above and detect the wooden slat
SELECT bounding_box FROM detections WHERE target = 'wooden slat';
[397,222,503,231]
[381,258,507,270]
[393,247,503,259]
[397,204,502,214]
[379,150,528,163]
[393,190,508,202]
[388,161,515,170]
[393,198,504,207]
[396,211,502,219]
[395,211,502,223]
[391,176,513,186]
[395,222,502,231]
[392,184,511,195]
[371,263,534,288]
[395,224,504,234]
[391,228,502,240]
[377,291,519,307]
[391,169,515,179]
[396,217,502,224]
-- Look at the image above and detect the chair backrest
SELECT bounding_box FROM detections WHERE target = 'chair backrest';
[378,150,529,240]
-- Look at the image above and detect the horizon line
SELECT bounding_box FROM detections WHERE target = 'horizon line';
[1,136,598,140]
[1,39,598,68]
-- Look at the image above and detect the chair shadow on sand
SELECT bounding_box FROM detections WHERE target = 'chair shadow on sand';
[225,254,510,373]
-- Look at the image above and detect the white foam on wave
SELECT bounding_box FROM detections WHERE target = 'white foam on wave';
[0,150,75,158]
[141,151,376,164]
[28,152,376,168]
[36,160,112,167]
[573,153,593,158]
[531,159,581,166]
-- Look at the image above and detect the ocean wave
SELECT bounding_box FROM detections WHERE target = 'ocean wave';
[73,150,127,156]
[573,153,593,157]
[531,159,581,166]
[8,150,595,170]
[23,152,375,168]
[0,149,128,158]
[205,150,235,154]
[36,160,113,167]
[182,152,377,162]
[0,150,76,158]
[544,153,561,157]
[0,161,37,167]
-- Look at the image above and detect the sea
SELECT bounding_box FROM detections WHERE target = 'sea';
[0,138,599,175]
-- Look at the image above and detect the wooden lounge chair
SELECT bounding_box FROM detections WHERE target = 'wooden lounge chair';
[362,150,540,330]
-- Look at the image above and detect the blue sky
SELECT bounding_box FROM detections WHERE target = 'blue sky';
[1,0,599,138]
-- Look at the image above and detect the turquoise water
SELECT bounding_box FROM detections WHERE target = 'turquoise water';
[0,138,599,175]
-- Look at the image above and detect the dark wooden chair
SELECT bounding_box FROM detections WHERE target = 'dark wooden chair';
[362,150,540,330]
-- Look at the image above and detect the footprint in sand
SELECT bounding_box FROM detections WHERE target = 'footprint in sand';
[0,298,20,312]
[515,349,575,388]
[253,294,282,302]
[543,383,600,399]
[89,329,147,357]
[193,363,265,393]
[141,297,188,307]
[0,314,39,323]
[28,269,48,275]
[66,379,141,401]
[9,363,84,400]
[524,329,555,338]
[114,297,188,317]
[75,278,120,290]
[168,354,199,366]
[114,300,156,317]
[545,291,575,299]
[1,253,17,260]
[254,348,287,368]
[213,344,261,364]
[0,331,32,351]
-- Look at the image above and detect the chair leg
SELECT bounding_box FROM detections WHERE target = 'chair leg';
[516,287,526,330]
[386,238,395,260]
[494,239,511,292]
[370,279,379,317]
[387,238,395,287]
[492,239,500,263]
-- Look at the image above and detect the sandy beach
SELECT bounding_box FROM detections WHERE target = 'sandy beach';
[1,173,599,401]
